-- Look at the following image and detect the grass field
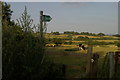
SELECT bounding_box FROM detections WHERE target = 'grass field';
[45,45,118,78]
[45,33,119,39]
[45,34,119,78]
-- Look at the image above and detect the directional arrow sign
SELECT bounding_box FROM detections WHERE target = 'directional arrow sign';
[42,15,52,22]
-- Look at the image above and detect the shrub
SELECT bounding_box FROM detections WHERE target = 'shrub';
[51,32,60,35]
[64,41,73,45]
[2,3,63,80]
[52,38,63,46]
[75,36,89,41]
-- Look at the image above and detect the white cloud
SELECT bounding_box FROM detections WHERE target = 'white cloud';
[1,0,120,2]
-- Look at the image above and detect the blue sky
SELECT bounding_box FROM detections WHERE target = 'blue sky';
[9,2,118,34]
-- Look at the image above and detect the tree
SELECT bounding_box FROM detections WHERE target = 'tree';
[97,33,105,36]
[51,31,60,35]
[64,31,79,35]
[0,2,2,16]
[2,3,63,80]
[17,6,33,32]
[52,38,63,46]
[113,34,120,37]
[2,2,14,26]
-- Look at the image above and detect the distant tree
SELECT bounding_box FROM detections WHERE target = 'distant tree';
[16,6,33,32]
[80,32,89,35]
[51,32,60,35]
[97,33,105,36]
[74,32,79,35]
[113,34,120,37]
[52,38,63,46]
[64,31,79,35]
[75,36,89,41]
[79,32,99,36]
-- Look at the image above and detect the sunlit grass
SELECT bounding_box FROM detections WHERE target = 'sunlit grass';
[45,33,119,78]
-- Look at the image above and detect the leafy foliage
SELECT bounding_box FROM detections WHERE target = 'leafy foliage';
[2,3,63,80]
[51,31,60,35]
[16,6,33,32]
[2,2,15,26]
[97,33,105,36]
[64,31,79,35]
[113,34,120,37]
[75,36,89,41]
[52,38,63,46]
[64,41,73,45]
[63,31,105,36]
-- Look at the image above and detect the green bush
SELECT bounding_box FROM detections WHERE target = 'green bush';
[64,31,79,35]
[75,36,89,41]
[51,31,60,35]
[52,38,63,46]
[64,41,73,45]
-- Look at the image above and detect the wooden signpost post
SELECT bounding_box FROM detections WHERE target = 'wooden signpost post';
[40,11,52,64]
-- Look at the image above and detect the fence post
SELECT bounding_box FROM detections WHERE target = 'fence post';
[86,45,93,77]
[91,53,99,78]
[115,51,120,76]
[109,52,115,79]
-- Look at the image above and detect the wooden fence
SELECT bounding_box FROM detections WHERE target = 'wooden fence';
[61,45,120,79]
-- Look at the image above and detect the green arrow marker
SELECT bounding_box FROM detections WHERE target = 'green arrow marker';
[42,15,52,22]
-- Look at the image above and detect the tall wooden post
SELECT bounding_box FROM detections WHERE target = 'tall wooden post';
[115,51,120,72]
[43,21,47,33]
[40,11,44,64]
[86,45,93,77]
[109,52,115,79]
[40,11,43,43]
[91,53,99,78]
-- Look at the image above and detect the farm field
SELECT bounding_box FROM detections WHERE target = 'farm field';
[45,34,120,78]
[45,33,119,39]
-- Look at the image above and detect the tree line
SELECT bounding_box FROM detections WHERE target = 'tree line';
[51,31,106,36]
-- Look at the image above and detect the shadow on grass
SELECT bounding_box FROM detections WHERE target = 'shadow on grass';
[64,48,79,51]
